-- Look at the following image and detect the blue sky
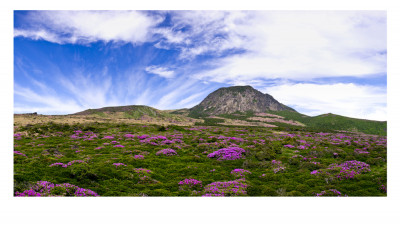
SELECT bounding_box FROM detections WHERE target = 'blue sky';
[14,10,387,120]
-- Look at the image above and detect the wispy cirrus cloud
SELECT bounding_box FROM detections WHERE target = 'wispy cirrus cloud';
[14,84,84,114]
[14,11,163,44]
[184,11,387,82]
[153,11,250,59]
[262,83,387,121]
[145,65,175,78]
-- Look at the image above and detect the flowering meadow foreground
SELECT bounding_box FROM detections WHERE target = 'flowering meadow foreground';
[13,123,387,197]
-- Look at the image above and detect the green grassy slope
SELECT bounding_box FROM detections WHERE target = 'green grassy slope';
[267,111,386,136]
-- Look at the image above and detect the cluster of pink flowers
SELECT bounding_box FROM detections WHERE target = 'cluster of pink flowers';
[113,145,125,148]
[14,151,27,157]
[133,168,152,174]
[311,160,371,180]
[14,133,22,138]
[271,160,286,173]
[124,134,135,138]
[134,155,144,159]
[202,179,248,197]
[230,169,251,178]
[283,144,295,148]
[138,135,183,146]
[137,135,149,140]
[70,131,97,140]
[113,163,127,168]
[178,179,203,191]
[207,147,246,161]
[310,170,320,175]
[354,148,370,154]
[15,181,99,197]
[333,160,371,179]
[49,160,85,168]
[379,184,387,193]
[292,154,319,164]
[315,189,347,197]
[133,168,154,183]
[102,136,114,140]
[156,148,177,156]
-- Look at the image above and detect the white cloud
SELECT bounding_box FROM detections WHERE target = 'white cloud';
[15,11,386,81]
[14,67,124,115]
[14,29,65,44]
[14,84,84,114]
[58,72,119,109]
[176,90,211,108]
[262,83,387,121]
[145,65,175,78]
[160,11,386,80]
[154,11,250,59]
[14,11,162,44]
[154,78,199,109]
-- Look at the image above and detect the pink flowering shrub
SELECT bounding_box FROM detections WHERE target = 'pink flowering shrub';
[231,169,251,178]
[283,144,295,148]
[202,179,248,196]
[178,178,203,191]
[156,148,177,156]
[49,160,85,168]
[102,136,114,140]
[133,168,157,184]
[134,154,144,159]
[271,160,286,173]
[315,189,347,197]
[14,151,27,157]
[354,148,370,154]
[15,181,99,197]
[124,134,135,138]
[207,147,246,161]
[113,163,127,168]
[113,145,125,148]
[311,160,370,180]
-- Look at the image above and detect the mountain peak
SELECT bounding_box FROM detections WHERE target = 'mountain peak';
[189,85,295,117]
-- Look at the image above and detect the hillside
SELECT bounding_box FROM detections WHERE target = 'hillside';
[41,86,386,136]
[74,105,159,117]
[265,110,387,136]
[189,85,295,118]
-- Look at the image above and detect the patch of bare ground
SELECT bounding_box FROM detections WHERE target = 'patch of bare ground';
[248,116,305,127]
[218,118,276,127]
[208,116,226,119]
[14,114,201,127]
[254,113,285,119]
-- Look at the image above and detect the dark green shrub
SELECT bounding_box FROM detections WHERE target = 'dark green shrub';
[158,126,167,132]
[261,186,278,196]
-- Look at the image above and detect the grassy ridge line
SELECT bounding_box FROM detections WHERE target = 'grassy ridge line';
[193,110,386,136]
[72,104,386,136]
[74,105,159,116]
[74,105,189,123]
[266,110,387,136]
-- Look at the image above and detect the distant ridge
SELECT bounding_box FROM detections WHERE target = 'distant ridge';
[65,85,386,136]
[73,105,159,116]
[189,85,295,117]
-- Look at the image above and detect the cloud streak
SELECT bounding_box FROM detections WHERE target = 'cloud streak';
[187,11,386,82]
[145,65,175,78]
[263,83,387,121]
[14,11,162,44]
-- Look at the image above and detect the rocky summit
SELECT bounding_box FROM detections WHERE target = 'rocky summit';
[189,85,295,116]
